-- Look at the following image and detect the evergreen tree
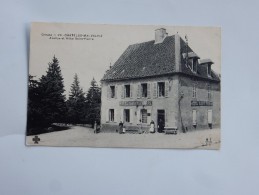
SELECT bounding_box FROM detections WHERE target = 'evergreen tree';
[66,74,87,124]
[38,56,66,126]
[27,75,41,133]
[86,78,101,126]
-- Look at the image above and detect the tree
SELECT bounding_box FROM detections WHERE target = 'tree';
[38,56,66,126]
[86,78,101,126]
[66,74,87,124]
[27,75,41,132]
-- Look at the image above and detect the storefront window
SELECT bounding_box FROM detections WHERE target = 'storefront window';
[124,109,130,122]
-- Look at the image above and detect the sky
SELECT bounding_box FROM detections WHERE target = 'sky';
[29,23,221,98]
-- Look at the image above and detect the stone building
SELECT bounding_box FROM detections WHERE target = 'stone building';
[100,28,220,133]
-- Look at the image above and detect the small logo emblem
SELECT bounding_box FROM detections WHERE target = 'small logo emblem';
[33,135,40,144]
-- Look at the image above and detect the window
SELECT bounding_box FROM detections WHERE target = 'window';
[141,83,147,97]
[192,83,197,98]
[109,109,114,122]
[110,86,115,98]
[158,82,165,97]
[192,110,197,126]
[141,109,147,123]
[124,109,130,122]
[125,85,130,98]
[192,59,197,73]
[208,84,211,99]
[208,65,211,77]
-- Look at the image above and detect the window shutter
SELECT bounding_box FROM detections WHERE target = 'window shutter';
[192,110,197,125]
[121,85,124,99]
[153,83,157,98]
[165,81,169,97]
[130,84,133,98]
[147,83,151,99]
[137,110,140,123]
[121,109,124,122]
[137,84,141,99]
[130,109,134,123]
[165,110,168,126]
[115,85,118,99]
[106,109,109,122]
[147,109,151,124]
[107,86,110,99]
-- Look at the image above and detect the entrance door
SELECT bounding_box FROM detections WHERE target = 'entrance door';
[157,110,165,133]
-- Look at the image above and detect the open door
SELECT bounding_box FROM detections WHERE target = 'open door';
[157,110,165,133]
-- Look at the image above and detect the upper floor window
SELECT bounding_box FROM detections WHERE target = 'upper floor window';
[141,83,147,97]
[192,83,197,98]
[158,82,165,97]
[125,85,130,98]
[110,86,115,98]
[208,84,211,99]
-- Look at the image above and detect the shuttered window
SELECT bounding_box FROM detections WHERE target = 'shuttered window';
[110,86,115,98]
[141,109,147,123]
[192,83,197,98]
[147,83,151,98]
[141,83,147,97]
[125,109,130,122]
[153,83,157,98]
[192,110,197,125]
[208,84,211,99]
[109,109,114,122]
[121,85,124,98]
[158,82,165,97]
[125,85,130,98]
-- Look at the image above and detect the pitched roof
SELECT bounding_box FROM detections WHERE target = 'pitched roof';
[102,35,220,82]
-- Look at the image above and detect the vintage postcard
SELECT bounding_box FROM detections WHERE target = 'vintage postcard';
[26,22,221,149]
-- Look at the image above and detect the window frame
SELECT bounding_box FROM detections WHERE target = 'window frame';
[110,85,115,98]
[192,83,197,99]
[141,83,148,98]
[124,109,130,123]
[109,109,114,122]
[158,82,165,97]
[125,84,131,98]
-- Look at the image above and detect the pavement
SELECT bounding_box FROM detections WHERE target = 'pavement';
[26,126,220,149]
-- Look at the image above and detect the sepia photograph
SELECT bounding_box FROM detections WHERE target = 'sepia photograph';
[26,22,221,149]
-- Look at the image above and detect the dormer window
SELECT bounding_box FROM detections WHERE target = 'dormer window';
[183,52,199,73]
[207,64,211,77]
[192,59,197,73]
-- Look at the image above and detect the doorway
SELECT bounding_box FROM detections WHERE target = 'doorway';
[157,110,165,133]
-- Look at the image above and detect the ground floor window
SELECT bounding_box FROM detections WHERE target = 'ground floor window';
[141,109,147,123]
[124,109,130,122]
[208,110,212,124]
[192,110,197,126]
[109,109,114,121]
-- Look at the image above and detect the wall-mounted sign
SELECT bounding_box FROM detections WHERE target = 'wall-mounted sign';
[191,100,213,106]
[119,100,152,106]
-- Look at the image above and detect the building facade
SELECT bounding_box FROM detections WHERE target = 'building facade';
[101,29,220,133]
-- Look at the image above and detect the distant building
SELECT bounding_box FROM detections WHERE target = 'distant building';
[101,28,220,132]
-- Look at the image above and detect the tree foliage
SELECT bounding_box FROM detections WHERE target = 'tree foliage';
[66,74,87,124]
[86,78,101,126]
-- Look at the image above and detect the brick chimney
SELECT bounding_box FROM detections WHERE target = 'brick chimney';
[155,28,168,44]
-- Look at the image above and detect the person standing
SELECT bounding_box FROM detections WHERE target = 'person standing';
[149,120,155,133]
[119,121,124,134]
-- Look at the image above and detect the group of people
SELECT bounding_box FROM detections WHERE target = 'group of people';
[118,119,164,134]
